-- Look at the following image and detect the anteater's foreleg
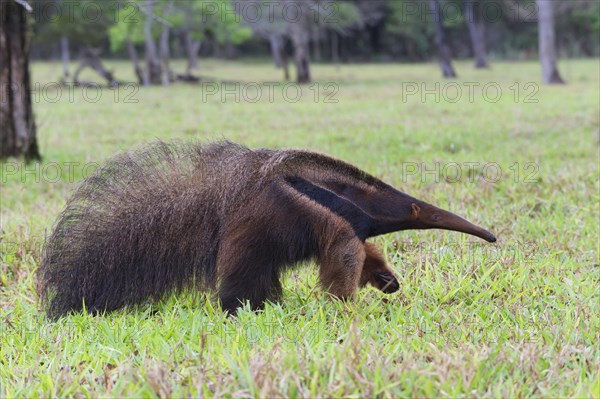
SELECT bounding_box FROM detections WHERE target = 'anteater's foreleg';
[317,227,366,299]
[318,234,400,299]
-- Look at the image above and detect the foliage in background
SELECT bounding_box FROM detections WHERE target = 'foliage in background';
[108,0,252,51]
[32,0,118,47]
[30,0,600,61]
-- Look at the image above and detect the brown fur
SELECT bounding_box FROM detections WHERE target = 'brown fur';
[38,140,495,318]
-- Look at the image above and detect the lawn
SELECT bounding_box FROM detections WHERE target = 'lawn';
[1,58,599,397]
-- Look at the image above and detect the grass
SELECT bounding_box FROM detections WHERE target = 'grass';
[1,58,599,397]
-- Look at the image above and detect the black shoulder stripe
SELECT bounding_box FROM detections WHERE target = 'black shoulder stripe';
[284,176,373,240]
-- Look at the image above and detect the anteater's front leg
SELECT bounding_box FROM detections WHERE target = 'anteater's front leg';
[318,228,366,299]
[318,235,400,299]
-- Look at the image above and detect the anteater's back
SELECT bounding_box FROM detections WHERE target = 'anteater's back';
[38,141,263,318]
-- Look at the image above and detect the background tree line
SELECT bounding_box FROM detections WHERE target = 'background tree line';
[28,0,600,83]
[1,0,599,160]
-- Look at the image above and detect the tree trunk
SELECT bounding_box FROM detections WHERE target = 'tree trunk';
[0,0,41,161]
[73,47,116,86]
[579,36,592,57]
[159,19,171,86]
[465,0,489,69]
[428,0,457,78]
[60,35,70,78]
[405,38,417,60]
[144,0,162,85]
[311,26,321,62]
[289,21,311,83]
[536,0,565,84]
[126,39,144,84]
[331,30,339,63]
[159,0,174,85]
[281,51,290,81]
[182,29,201,76]
[225,41,237,60]
[268,35,289,81]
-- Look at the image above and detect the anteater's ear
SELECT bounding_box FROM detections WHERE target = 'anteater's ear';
[284,176,373,240]
[411,203,421,219]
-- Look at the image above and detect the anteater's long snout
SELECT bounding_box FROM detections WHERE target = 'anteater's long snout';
[437,208,497,243]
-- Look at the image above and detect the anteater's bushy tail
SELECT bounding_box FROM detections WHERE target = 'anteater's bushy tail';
[38,140,237,319]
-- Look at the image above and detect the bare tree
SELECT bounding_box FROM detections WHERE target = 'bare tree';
[465,0,489,68]
[144,0,163,85]
[330,30,339,63]
[428,0,457,78]
[126,39,144,84]
[60,35,70,78]
[268,34,290,81]
[0,0,41,161]
[536,0,565,84]
[182,29,202,77]
[158,0,175,85]
[286,0,312,84]
[236,0,363,83]
[72,47,117,86]
[234,1,287,80]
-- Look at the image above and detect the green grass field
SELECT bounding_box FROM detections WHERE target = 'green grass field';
[1,59,599,397]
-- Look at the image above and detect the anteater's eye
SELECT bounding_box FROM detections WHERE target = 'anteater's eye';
[432,214,441,222]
